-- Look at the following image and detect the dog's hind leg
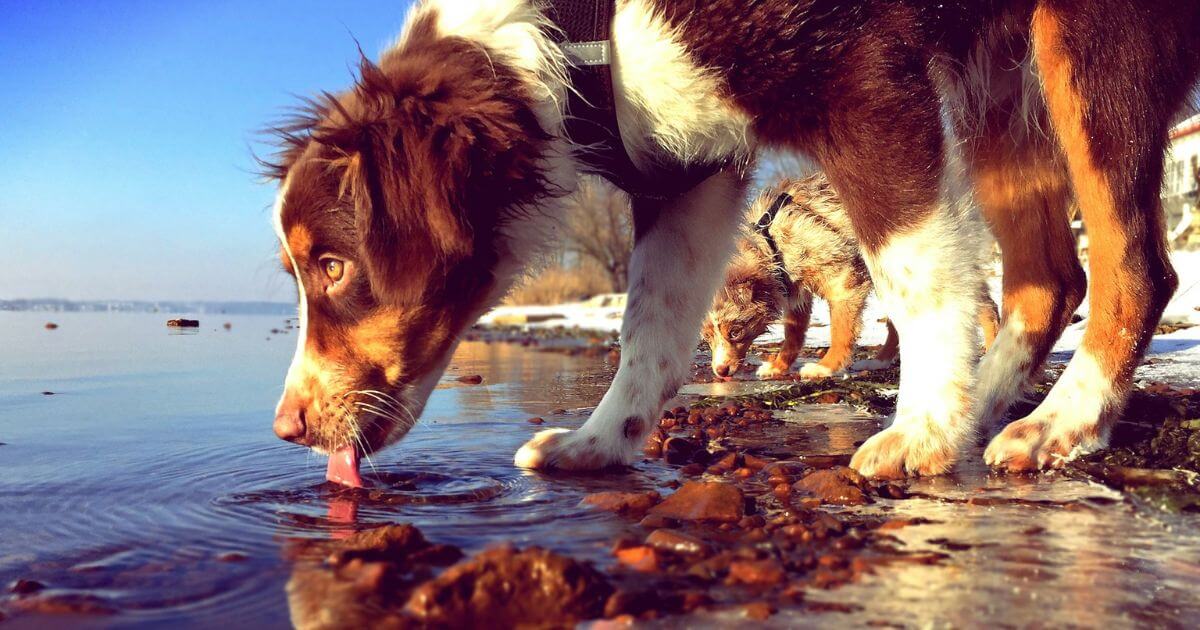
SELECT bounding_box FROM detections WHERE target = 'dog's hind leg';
[515,170,747,470]
[758,289,813,379]
[985,2,1199,471]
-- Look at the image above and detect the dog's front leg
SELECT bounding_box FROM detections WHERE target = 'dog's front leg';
[515,170,747,470]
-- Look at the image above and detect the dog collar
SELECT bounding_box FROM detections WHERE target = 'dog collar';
[756,192,795,294]
[545,0,720,200]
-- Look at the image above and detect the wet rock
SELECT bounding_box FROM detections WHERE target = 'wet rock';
[404,545,611,626]
[645,529,709,556]
[663,437,699,465]
[527,417,544,425]
[743,601,775,620]
[614,546,663,572]
[223,322,232,330]
[638,513,676,529]
[325,524,461,567]
[9,579,45,594]
[42,391,55,396]
[216,551,248,563]
[648,482,746,523]
[456,374,484,385]
[166,319,200,328]
[643,429,667,458]
[44,322,58,330]
[10,593,117,616]
[727,559,786,587]
[580,491,660,518]
[603,588,657,618]
[792,467,871,506]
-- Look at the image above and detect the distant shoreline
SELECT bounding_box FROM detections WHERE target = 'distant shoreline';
[0,299,294,316]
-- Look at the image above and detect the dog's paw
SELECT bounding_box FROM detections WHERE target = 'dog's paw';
[798,363,835,380]
[514,428,630,471]
[850,425,958,479]
[983,416,1102,472]
[849,358,895,372]
[756,361,788,380]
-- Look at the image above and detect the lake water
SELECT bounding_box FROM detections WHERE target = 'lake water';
[0,312,656,628]
[3,312,1200,628]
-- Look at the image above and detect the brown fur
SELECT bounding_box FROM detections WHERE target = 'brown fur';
[703,174,998,380]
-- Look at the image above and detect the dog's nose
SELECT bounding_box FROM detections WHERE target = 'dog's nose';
[715,364,732,377]
[274,398,309,444]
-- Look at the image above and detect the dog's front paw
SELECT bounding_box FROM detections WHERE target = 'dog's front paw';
[798,363,835,380]
[756,361,788,380]
[514,428,631,471]
[850,425,957,479]
[983,416,1102,472]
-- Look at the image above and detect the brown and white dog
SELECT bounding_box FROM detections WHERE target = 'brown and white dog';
[702,174,1001,381]
[265,0,1200,482]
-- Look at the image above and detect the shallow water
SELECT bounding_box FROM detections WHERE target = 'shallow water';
[3,313,1200,628]
[0,312,651,628]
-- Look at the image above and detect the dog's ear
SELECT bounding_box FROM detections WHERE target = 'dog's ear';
[316,39,552,304]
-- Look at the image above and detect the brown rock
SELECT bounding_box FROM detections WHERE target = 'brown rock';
[44,322,59,330]
[580,491,660,518]
[11,594,117,616]
[614,546,663,572]
[404,545,611,626]
[527,417,544,425]
[792,468,870,506]
[456,374,484,385]
[645,529,709,556]
[216,551,248,563]
[744,601,775,620]
[638,513,676,529]
[9,579,45,594]
[663,437,698,465]
[728,559,786,587]
[648,482,745,523]
[166,319,200,328]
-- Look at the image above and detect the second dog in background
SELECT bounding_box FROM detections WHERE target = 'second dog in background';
[703,174,1000,381]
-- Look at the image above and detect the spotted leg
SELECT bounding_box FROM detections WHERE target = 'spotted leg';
[515,170,747,470]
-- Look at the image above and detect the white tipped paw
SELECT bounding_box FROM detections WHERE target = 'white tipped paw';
[798,363,835,380]
[983,416,1103,472]
[850,425,957,479]
[514,428,630,471]
[849,358,895,372]
[756,362,788,380]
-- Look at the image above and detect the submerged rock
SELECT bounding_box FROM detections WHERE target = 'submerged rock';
[404,545,612,626]
[580,491,660,518]
[166,319,200,328]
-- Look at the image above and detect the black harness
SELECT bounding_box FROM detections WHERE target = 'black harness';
[755,192,795,294]
[545,0,721,200]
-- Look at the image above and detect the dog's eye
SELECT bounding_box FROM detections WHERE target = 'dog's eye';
[728,326,744,341]
[322,258,345,284]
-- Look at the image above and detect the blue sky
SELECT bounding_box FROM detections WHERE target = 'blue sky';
[0,0,413,301]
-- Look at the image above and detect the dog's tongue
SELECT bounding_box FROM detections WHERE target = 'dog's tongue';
[326,446,362,488]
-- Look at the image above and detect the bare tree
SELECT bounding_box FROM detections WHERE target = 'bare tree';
[561,176,634,293]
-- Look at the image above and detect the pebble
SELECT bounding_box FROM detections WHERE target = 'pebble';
[9,579,45,594]
[614,546,662,572]
[792,468,871,506]
[727,559,786,587]
[456,375,484,385]
[580,491,661,518]
[645,529,709,556]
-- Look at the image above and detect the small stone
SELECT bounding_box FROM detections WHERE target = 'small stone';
[580,491,660,518]
[456,374,484,385]
[727,559,786,587]
[44,322,59,330]
[638,514,676,529]
[679,463,705,476]
[614,546,662,572]
[792,468,870,506]
[645,529,709,556]
[663,437,698,465]
[216,551,248,563]
[10,579,45,594]
[744,601,775,620]
[527,417,544,425]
